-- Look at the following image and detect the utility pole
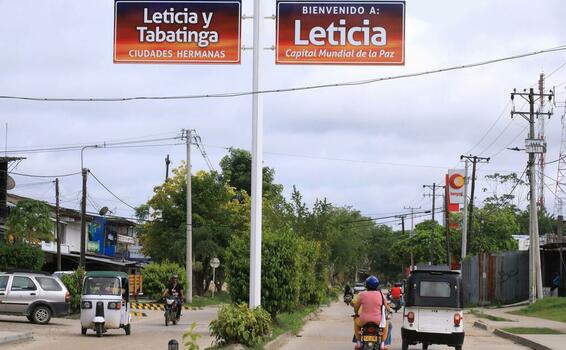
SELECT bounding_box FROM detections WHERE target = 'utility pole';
[184,129,193,304]
[404,206,421,270]
[55,178,61,271]
[444,183,451,266]
[80,168,87,268]
[511,86,554,302]
[423,183,444,265]
[400,215,406,274]
[461,160,470,260]
[165,154,171,182]
[460,155,490,248]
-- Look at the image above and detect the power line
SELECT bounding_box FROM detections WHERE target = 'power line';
[0,45,564,102]
[465,101,511,155]
[6,170,81,178]
[88,170,136,210]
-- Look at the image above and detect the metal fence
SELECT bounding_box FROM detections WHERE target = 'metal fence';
[462,251,528,305]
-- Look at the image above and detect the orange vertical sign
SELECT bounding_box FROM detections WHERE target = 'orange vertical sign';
[114,1,241,64]
[276,1,405,65]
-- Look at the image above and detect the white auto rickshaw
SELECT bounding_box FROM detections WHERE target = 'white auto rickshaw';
[80,271,131,337]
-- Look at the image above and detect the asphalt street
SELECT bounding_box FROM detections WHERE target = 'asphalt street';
[280,301,529,350]
[0,306,218,350]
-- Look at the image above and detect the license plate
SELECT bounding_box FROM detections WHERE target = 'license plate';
[362,335,378,342]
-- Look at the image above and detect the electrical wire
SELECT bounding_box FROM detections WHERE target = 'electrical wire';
[0,45,564,102]
[5,170,82,178]
[465,101,511,155]
[88,170,136,210]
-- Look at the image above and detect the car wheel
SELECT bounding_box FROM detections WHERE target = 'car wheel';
[454,346,462,350]
[422,343,429,350]
[81,327,87,335]
[401,338,409,350]
[31,305,52,324]
[124,324,131,335]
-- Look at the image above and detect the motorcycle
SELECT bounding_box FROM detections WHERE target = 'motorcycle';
[344,293,354,305]
[164,295,179,326]
[389,297,402,313]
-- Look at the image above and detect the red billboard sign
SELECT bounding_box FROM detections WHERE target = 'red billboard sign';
[276,1,405,65]
[114,1,241,64]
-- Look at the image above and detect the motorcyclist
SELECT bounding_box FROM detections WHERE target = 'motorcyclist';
[344,284,354,304]
[162,274,184,320]
[389,282,403,308]
[352,276,392,350]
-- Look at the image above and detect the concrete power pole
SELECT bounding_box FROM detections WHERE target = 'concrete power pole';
[80,168,87,268]
[185,129,193,304]
[460,155,490,249]
[55,178,61,271]
[165,154,171,182]
[511,87,554,302]
[461,160,470,260]
[423,183,444,265]
[404,206,420,270]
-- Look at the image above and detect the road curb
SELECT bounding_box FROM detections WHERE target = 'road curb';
[264,331,294,350]
[0,332,33,347]
[493,328,554,350]
[473,320,489,331]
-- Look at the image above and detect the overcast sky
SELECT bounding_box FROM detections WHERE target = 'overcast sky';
[1,0,565,228]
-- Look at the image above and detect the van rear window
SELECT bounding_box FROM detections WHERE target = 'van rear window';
[420,281,451,298]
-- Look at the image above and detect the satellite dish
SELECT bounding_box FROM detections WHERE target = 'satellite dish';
[6,175,15,190]
[99,206,109,216]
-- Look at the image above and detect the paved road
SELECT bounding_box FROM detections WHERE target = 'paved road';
[281,301,529,350]
[0,307,218,350]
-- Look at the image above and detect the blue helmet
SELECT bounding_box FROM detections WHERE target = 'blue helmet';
[365,275,380,290]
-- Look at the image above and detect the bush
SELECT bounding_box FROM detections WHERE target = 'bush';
[297,239,328,306]
[209,303,272,346]
[141,261,187,300]
[60,268,85,313]
[0,242,45,270]
[225,229,303,317]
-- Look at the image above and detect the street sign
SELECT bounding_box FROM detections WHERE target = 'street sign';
[276,1,405,65]
[114,0,242,64]
[210,257,220,268]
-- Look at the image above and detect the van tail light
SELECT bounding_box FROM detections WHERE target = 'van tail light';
[65,292,71,303]
[454,313,462,327]
[407,311,415,324]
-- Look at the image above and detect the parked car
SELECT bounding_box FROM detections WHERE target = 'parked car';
[353,282,366,294]
[0,271,71,324]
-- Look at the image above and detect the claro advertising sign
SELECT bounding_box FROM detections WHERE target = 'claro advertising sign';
[276,1,405,65]
[114,0,241,64]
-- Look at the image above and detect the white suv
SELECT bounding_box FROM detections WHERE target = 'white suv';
[0,271,71,324]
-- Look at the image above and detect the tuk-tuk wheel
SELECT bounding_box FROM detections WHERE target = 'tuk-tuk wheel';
[422,344,429,350]
[454,346,462,350]
[401,338,408,350]
[81,327,87,335]
[125,324,131,335]
[95,323,103,337]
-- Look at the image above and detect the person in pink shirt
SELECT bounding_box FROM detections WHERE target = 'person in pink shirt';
[352,275,391,350]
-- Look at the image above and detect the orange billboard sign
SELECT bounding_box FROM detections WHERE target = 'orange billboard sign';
[276,1,405,65]
[114,1,241,64]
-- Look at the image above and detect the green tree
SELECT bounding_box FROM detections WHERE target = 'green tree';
[468,204,519,254]
[0,242,45,270]
[137,164,248,295]
[219,148,283,199]
[6,199,53,243]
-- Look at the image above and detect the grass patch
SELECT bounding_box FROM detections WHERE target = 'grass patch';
[502,327,564,335]
[469,309,511,322]
[510,297,566,323]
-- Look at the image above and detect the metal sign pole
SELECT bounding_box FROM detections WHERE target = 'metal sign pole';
[250,0,264,309]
